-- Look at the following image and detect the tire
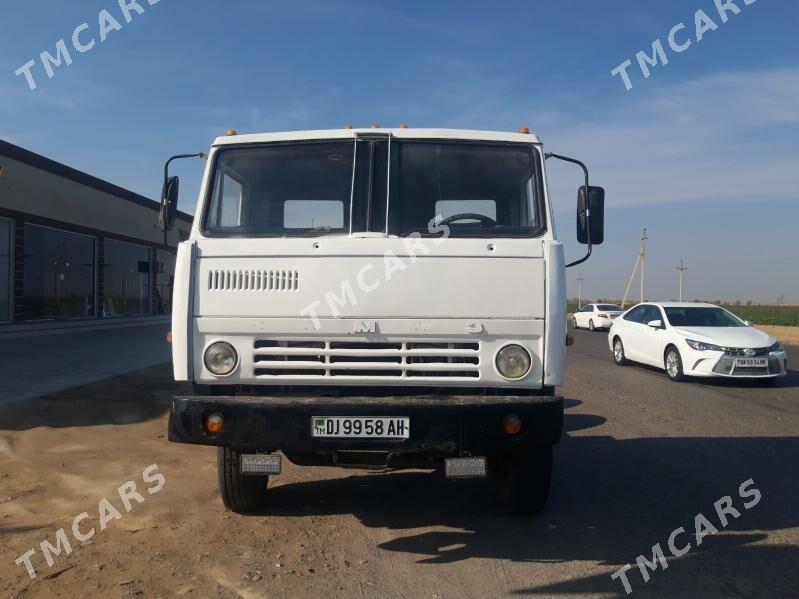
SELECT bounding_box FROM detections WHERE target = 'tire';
[664,346,685,382]
[589,319,595,332]
[491,446,553,515]
[613,337,628,366]
[218,447,270,513]
[572,317,578,330]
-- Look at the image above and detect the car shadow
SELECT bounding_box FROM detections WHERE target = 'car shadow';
[259,427,798,596]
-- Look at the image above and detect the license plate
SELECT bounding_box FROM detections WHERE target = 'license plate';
[735,357,768,368]
[311,416,410,439]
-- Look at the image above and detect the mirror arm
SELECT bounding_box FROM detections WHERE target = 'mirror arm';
[544,152,592,268]
[161,152,208,248]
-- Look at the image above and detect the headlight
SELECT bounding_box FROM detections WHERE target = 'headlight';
[496,344,532,379]
[204,342,238,376]
[685,339,723,352]
[769,342,784,354]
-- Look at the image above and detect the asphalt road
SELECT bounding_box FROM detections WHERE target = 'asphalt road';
[1,327,797,598]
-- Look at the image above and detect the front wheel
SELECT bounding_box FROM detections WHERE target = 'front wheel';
[613,337,628,365]
[491,446,553,515]
[572,317,578,330]
[664,347,685,382]
[589,319,595,331]
[218,447,270,513]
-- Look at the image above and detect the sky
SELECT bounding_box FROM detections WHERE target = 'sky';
[1,0,797,303]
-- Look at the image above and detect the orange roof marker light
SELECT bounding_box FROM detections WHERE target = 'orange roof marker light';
[519,127,530,134]
[227,130,238,136]
[400,124,409,129]
[371,124,380,128]
[344,125,353,129]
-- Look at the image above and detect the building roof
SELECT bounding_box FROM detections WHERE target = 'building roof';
[0,139,192,222]
[213,128,543,147]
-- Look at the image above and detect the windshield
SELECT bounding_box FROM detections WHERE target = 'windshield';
[597,304,620,311]
[202,139,546,238]
[664,307,746,327]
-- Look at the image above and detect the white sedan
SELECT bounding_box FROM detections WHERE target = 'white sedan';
[607,302,787,382]
[573,304,624,331]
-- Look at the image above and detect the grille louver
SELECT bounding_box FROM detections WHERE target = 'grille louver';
[253,340,480,379]
[208,270,299,291]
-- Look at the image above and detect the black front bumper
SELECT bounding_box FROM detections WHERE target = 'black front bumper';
[168,394,563,464]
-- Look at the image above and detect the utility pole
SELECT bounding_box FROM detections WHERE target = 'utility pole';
[677,259,687,302]
[577,274,584,308]
[621,228,648,308]
[640,228,648,303]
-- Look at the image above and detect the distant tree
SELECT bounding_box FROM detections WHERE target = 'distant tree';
[746,300,753,306]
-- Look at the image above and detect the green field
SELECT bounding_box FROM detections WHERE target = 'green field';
[567,303,799,327]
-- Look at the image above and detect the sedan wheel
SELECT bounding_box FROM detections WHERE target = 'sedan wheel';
[665,347,685,382]
[572,317,578,329]
[589,319,595,331]
[613,338,628,365]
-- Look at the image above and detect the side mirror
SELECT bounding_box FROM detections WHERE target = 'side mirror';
[744,320,753,327]
[159,175,179,232]
[647,319,663,329]
[577,186,605,245]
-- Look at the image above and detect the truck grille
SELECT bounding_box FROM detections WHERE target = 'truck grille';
[253,340,480,379]
[208,269,299,291]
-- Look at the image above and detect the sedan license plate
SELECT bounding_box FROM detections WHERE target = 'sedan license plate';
[735,357,768,368]
[311,416,410,439]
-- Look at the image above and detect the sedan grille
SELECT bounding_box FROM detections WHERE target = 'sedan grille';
[253,340,480,379]
[712,356,782,376]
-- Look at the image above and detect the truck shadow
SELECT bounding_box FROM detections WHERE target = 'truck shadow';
[0,364,182,431]
[264,430,799,595]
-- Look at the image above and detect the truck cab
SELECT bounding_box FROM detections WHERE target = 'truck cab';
[163,127,604,515]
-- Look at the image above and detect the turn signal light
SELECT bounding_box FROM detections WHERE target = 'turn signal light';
[400,124,409,129]
[344,125,353,129]
[519,127,530,134]
[205,413,225,434]
[371,124,380,128]
[227,129,238,136]
[166,331,172,344]
[502,414,523,436]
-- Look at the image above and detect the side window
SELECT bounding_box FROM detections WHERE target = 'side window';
[650,306,664,324]
[208,172,244,228]
[582,305,593,312]
[624,305,646,323]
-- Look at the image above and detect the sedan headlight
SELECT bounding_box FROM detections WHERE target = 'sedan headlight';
[769,342,785,354]
[496,344,532,379]
[685,339,724,352]
[204,342,238,376]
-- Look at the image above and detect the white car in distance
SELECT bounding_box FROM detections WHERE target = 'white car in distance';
[608,302,787,382]
[572,303,623,331]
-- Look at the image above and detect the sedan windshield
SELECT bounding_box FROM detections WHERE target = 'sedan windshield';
[597,304,620,311]
[202,139,546,238]
[664,307,745,327]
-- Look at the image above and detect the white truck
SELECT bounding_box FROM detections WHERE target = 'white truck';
[161,127,604,515]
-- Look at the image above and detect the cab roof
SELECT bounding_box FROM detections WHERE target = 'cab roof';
[213,128,542,147]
